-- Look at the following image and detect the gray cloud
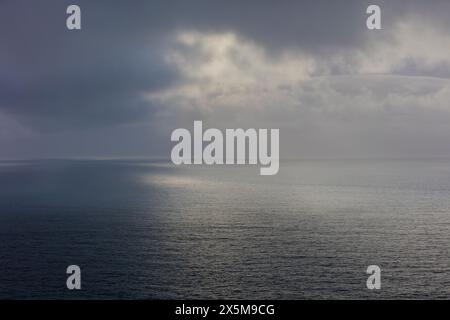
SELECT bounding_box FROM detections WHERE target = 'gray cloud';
[1,0,450,158]
[0,0,179,131]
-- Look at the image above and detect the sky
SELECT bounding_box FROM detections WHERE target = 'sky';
[1,0,450,159]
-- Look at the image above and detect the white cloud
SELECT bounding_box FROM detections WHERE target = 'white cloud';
[147,31,316,117]
[143,25,450,157]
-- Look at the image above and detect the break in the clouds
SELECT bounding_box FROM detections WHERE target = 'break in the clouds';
[1,0,450,158]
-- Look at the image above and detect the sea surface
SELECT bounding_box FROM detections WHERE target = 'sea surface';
[0,159,449,299]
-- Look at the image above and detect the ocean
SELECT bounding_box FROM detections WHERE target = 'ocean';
[0,159,449,299]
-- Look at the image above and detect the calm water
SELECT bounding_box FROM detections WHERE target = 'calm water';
[0,159,449,299]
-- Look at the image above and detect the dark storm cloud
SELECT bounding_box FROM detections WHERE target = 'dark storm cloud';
[0,0,179,131]
[0,41,176,130]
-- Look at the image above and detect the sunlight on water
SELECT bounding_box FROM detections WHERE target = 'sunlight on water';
[1,159,450,299]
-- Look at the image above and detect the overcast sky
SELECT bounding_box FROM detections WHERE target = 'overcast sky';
[1,0,450,159]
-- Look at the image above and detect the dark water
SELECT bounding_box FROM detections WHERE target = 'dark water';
[0,159,449,299]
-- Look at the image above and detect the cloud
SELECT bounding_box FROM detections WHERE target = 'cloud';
[1,0,450,158]
[0,0,179,132]
[144,26,450,157]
